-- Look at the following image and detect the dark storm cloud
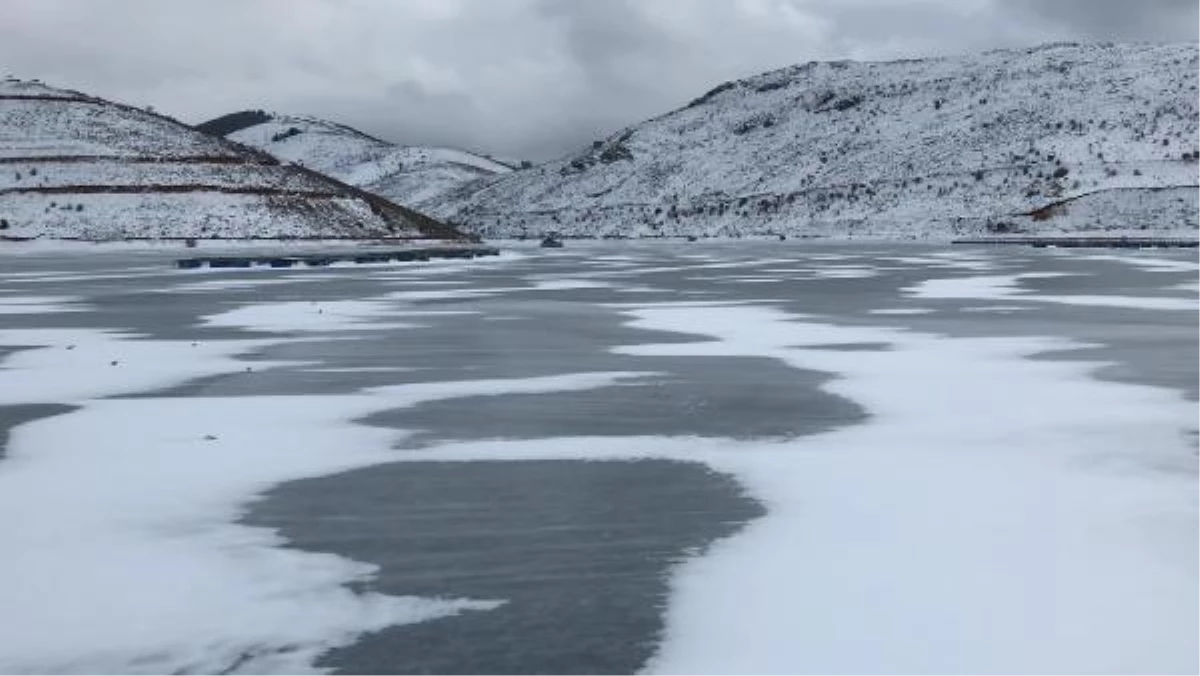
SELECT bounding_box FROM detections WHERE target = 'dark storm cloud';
[0,0,1194,160]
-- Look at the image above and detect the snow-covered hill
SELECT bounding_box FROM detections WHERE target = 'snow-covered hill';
[0,79,467,241]
[431,42,1199,240]
[198,112,514,211]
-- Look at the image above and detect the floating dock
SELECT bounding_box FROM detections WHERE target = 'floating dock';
[953,236,1198,249]
[176,246,500,270]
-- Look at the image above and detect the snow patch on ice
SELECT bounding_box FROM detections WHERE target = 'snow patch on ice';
[169,277,324,293]
[604,302,1198,675]
[0,295,85,314]
[960,305,1034,313]
[386,287,524,302]
[808,267,880,279]
[356,297,1199,673]
[203,300,414,334]
[909,272,1200,311]
[0,329,283,405]
[0,320,648,673]
[867,308,935,315]
[1073,253,1200,273]
[881,255,1003,272]
[301,367,420,374]
[528,278,615,291]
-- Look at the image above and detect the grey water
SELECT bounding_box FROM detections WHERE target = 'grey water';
[0,241,1195,674]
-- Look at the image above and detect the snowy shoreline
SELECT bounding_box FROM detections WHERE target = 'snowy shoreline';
[0,238,480,254]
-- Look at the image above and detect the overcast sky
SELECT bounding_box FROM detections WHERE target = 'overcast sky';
[1,0,1195,159]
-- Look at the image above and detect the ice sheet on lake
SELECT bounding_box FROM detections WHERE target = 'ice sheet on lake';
[0,316,649,673]
[606,302,1197,674]
[356,296,1197,673]
[2,248,1196,674]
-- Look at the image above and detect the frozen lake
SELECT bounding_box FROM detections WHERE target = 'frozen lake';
[0,242,1196,674]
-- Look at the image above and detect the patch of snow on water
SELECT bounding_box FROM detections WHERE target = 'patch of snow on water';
[604,302,1197,674]
[0,270,173,285]
[0,329,283,405]
[1071,253,1200,273]
[807,267,882,279]
[0,295,86,314]
[910,272,1200,311]
[880,255,1002,272]
[301,367,421,374]
[960,305,1035,313]
[368,297,1196,673]
[371,250,530,274]
[0,319,650,673]
[203,300,415,334]
[169,277,325,294]
[528,278,616,291]
[713,277,783,284]
[386,287,526,302]
[867,308,935,315]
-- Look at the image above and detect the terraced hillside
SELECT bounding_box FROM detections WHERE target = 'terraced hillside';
[0,78,465,241]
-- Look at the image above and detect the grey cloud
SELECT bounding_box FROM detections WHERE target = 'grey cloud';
[0,0,1194,160]
[1008,0,1199,42]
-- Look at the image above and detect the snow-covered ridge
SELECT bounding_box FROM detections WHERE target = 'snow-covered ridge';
[201,112,514,211]
[0,78,89,100]
[430,42,1199,240]
[0,78,467,241]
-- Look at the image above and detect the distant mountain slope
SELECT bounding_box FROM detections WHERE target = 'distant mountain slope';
[431,42,1198,239]
[0,78,467,241]
[199,112,514,211]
